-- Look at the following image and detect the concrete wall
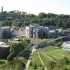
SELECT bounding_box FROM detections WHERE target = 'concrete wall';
[0,47,10,58]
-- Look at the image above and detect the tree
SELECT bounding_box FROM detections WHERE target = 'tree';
[33,64,37,69]
[12,21,22,26]
[48,61,56,69]
[7,40,29,61]
[63,56,69,64]
[38,12,47,18]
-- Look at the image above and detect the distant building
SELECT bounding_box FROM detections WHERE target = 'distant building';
[13,10,19,13]
[1,6,3,12]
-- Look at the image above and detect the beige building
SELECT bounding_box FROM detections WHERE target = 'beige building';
[11,27,26,37]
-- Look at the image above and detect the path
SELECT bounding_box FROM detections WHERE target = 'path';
[24,46,36,70]
[38,51,47,70]
[42,51,56,62]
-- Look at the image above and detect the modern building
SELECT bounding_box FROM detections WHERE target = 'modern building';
[26,25,45,38]
[25,25,69,39]
[26,25,34,38]
[56,29,68,36]
[0,25,68,40]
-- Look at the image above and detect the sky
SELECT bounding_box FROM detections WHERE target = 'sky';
[0,0,70,15]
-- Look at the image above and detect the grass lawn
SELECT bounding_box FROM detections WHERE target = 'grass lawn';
[44,47,70,60]
[66,65,70,69]
[39,51,52,70]
[67,28,70,31]
[28,50,43,70]
[28,67,44,70]
[37,39,52,45]
[0,59,7,67]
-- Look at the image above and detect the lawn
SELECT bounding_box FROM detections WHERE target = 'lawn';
[39,51,52,70]
[37,38,52,45]
[44,48,68,60]
[67,28,70,31]
[28,45,70,70]
[28,50,43,70]
[0,59,7,67]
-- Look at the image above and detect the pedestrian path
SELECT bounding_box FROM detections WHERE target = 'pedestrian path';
[38,51,47,70]
[42,51,56,62]
[24,46,36,70]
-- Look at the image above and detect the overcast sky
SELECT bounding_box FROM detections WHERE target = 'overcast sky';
[0,0,70,15]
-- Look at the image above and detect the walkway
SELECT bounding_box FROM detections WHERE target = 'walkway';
[38,51,47,70]
[42,51,56,62]
[24,46,36,70]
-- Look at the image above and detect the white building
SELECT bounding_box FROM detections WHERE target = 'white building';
[62,41,70,50]
[26,25,34,38]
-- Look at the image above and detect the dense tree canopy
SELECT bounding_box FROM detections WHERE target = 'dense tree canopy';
[7,40,29,61]
[0,11,70,28]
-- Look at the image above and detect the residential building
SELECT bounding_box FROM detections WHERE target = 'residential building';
[11,26,26,37]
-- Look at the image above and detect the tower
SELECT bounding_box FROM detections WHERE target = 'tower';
[1,6,3,12]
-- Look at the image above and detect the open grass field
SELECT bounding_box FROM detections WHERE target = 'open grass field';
[44,48,68,59]
[43,45,70,60]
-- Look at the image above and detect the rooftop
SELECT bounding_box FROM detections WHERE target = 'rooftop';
[0,42,10,48]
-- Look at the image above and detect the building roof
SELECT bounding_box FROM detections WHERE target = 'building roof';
[0,26,10,29]
[0,42,10,47]
[0,42,4,45]
[62,41,70,49]
[49,30,56,33]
